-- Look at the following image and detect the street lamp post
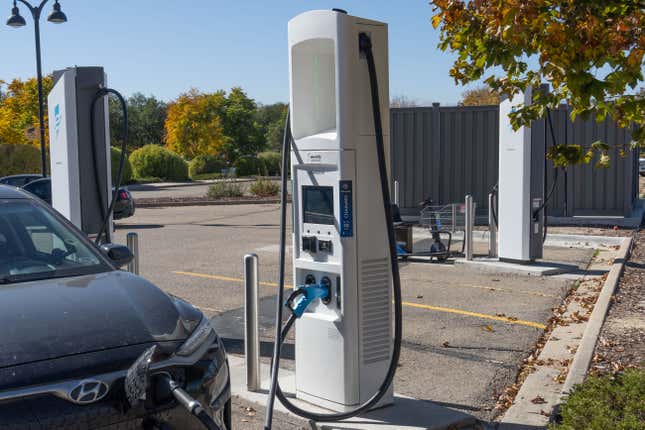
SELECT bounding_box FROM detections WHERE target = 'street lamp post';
[6,0,67,177]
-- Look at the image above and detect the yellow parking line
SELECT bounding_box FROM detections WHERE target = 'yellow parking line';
[173,271,291,288]
[401,301,546,329]
[172,270,546,329]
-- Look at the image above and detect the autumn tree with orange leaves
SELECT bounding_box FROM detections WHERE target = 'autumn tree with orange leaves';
[431,0,644,167]
[0,76,54,147]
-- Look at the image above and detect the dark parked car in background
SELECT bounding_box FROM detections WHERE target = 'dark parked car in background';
[0,185,230,429]
[20,177,136,220]
[0,173,42,187]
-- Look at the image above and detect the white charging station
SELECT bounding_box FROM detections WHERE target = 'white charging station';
[48,67,113,238]
[498,88,544,263]
[288,9,393,411]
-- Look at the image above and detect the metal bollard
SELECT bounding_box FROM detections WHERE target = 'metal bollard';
[394,180,400,206]
[244,254,260,392]
[488,193,498,258]
[465,195,474,261]
[126,232,139,275]
[451,203,457,233]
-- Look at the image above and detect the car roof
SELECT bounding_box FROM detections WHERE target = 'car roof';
[0,184,30,199]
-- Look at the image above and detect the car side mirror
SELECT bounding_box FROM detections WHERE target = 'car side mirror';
[100,243,134,268]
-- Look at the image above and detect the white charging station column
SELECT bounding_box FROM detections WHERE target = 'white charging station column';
[498,88,544,263]
[288,10,393,411]
[48,67,112,238]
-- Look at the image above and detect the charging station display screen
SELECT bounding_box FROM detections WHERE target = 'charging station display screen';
[303,186,334,225]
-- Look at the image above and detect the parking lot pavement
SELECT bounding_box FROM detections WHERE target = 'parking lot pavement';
[113,204,597,423]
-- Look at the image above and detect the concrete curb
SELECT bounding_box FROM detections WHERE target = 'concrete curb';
[136,198,285,208]
[560,236,633,394]
[412,228,628,250]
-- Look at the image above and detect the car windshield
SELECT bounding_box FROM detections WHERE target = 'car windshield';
[0,199,110,283]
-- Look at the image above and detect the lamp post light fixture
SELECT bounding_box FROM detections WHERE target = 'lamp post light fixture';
[6,0,68,177]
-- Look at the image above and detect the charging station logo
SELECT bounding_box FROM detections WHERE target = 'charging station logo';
[54,104,62,140]
[339,180,353,237]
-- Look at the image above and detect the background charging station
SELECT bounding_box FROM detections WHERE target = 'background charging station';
[48,66,113,239]
[498,88,545,263]
[288,9,393,411]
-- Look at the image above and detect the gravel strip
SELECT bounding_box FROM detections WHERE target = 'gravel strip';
[589,228,645,376]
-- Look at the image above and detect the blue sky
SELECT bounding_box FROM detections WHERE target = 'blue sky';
[1,1,478,106]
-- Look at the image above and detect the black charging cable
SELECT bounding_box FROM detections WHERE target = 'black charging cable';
[263,32,403,428]
[90,88,128,245]
[532,107,560,242]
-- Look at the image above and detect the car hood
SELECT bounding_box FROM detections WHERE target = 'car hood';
[0,271,202,368]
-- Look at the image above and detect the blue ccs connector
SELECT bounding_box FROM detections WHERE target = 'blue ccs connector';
[286,283,331,318]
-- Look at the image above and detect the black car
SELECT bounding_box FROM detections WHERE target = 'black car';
[21,177,136,220]
[0,185,230,429]
[0,173,43,188]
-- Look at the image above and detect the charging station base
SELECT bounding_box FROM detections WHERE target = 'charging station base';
[455,257,578,276]
[296,387,393,414]
[227,355,475,430]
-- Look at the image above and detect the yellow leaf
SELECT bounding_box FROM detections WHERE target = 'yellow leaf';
[432,14,442,29]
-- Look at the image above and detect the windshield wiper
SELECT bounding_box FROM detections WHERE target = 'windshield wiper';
[0,276,12,284]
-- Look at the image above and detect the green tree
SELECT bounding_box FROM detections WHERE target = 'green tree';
[109,93,167,151]
[219,87,263,162]
[460,85,500,106]
[431,0,644,167]
[255,102,287,151]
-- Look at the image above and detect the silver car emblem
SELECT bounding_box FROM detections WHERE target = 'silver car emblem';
[68,379,109,404]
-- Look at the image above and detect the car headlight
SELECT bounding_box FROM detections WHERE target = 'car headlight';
[176,317,215,357]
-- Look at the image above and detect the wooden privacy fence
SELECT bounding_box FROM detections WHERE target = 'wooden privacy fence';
[390,104,638,217]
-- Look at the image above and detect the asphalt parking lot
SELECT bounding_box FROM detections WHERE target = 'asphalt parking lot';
[113,204,595,425]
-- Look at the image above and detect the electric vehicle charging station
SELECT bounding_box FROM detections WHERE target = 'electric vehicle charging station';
[497,88,545,263]
[48,67,113,240]
[288,9,393,411]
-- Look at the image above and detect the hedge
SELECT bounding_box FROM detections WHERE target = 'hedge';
[110,147,133,185]
[129,144,189,181]
[0,143,41,177]
[233,156,263,177]
[550,370,644,430]
[258,151,281,176]
[189,154,226,179]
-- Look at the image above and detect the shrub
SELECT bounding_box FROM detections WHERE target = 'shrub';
[207,181,243,199]
[189,154,226,179]
[249,178,280,197]
[110,147,133,185]
[550,370,645,430]
[258,151,281,176]
[129,144,188,182]
[233,156,262,177]
[0,143,41,177]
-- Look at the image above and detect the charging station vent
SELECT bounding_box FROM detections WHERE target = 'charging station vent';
[360,257,391,364]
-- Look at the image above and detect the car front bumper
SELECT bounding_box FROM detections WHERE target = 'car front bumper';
[0,337,230,430]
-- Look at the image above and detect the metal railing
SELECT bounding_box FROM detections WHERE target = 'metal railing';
[126,232,139,275]
[244,253,260,392]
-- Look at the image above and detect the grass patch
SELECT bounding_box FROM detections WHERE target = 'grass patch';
[191,172,224,181]
[133,176,165,184]
[550,370,644,430]
[249,179,280,197]
[207,181,244,199]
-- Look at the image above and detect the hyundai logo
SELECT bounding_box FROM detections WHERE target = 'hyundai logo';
[68,380,109,404]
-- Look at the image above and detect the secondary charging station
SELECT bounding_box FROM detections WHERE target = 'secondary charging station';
[48,67,113,240]
[288,9,393,411]
[498,88,545,263]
